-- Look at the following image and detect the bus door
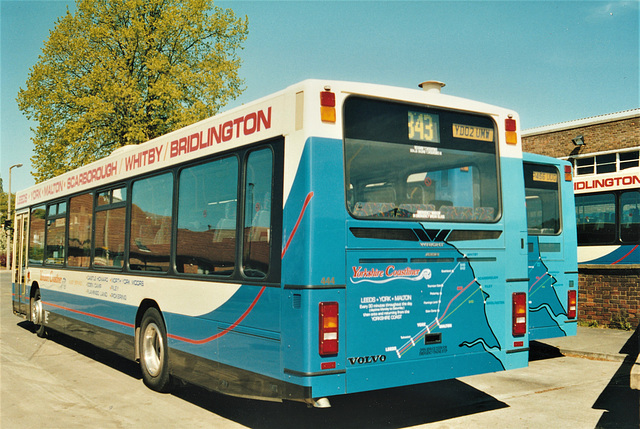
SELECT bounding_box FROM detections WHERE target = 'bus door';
[12,211,29,317]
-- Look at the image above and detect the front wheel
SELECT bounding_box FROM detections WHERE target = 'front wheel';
[139,307,171,392]
[31,289,46,338]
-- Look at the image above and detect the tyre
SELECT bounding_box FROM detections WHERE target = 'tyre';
[139,307,171,392]
[31,289,46,338]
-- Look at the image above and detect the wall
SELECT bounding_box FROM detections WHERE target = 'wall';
[579,269,639,329]
[523,116,639,158]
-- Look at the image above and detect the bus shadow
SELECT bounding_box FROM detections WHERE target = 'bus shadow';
[173,379,508,429]
[528,340,566,362]
[16,321,507,428]
[16,321,141,380]
[593,326,640,429]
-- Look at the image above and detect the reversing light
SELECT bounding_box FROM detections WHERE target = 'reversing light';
[320,89,336,123]
[568,290,577,319]
[512,292,527,336]
[319,302,339,356]
[505,117,518,145]
[565,165,573,182]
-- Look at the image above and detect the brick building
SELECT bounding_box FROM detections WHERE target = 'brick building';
[522,109,640,329]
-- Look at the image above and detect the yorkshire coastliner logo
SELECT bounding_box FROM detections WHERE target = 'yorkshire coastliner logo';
[351,265,432,284]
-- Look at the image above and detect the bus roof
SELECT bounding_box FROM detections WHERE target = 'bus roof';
[16,79,520,210]
[523,151,571,166]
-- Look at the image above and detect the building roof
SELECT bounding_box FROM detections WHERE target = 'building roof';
[522,108,640,136]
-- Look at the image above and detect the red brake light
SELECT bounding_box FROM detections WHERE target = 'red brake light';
[320,91,335,107]
[319,302,339,356]
[505,117,518,145]
[568,290,577,319]
[512,292,527,336]
[320,90,336,122]
[564,165,573,182]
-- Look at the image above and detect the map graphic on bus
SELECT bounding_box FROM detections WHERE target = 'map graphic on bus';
[347,241,504,373]
[528,237,569,338]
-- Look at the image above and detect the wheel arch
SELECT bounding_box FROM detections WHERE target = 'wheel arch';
[134,299,165,362]
[29,281,40,298]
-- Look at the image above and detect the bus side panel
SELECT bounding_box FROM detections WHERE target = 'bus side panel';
[281,137,347,286]
[164,285,282,381]
[30,268,286,394]
[28,274,138,359]
[578,245,640,265]
[497,155,530,369]
[280,137,349,396]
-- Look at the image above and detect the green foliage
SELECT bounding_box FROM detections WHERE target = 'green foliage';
[578,320,600,328]
[18,0,248,183]
[610,311,632,331]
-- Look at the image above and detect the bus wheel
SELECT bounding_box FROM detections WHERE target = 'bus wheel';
[139,308,171,392]
[31,289,46,338]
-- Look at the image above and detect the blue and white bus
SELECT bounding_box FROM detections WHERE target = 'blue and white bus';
[523,153,578,340]
[13,79,531,407]
[572,148,640,266]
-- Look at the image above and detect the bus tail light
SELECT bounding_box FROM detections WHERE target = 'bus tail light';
[512,292,527,336]
[505,117,518,145]
[320,88,336,123]
[319,302,339,356]
[568,290,577,319]
[565,165,573,182]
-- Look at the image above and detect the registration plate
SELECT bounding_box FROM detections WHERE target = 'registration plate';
[452,124,494,142]
[532,171,558,183]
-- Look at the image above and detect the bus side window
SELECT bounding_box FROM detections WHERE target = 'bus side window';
[129,173,173,272]
[243,148,273,278]
[68,193,93,268]
[620,191,640,243]
[45,201,67,265]
[94,186,127,269]
[29,206,46,264]
[176,156,238,276]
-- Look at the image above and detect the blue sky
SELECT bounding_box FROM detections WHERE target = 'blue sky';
[1,0,638,193]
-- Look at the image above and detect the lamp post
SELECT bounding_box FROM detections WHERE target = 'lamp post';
[6,163,23,270]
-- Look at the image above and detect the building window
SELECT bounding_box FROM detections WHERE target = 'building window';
[573,150,639,176]
[620,150,639,170]
[595,153,616,174]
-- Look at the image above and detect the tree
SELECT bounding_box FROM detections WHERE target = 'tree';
[18,0,248,183]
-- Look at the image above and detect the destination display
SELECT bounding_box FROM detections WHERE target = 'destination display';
[408,111,440,143]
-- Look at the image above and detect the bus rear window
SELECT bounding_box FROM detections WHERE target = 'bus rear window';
[524,163,561,235]
[343,97,499,222]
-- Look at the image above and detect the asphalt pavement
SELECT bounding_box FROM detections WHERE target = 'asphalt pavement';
[535,325,640,390]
